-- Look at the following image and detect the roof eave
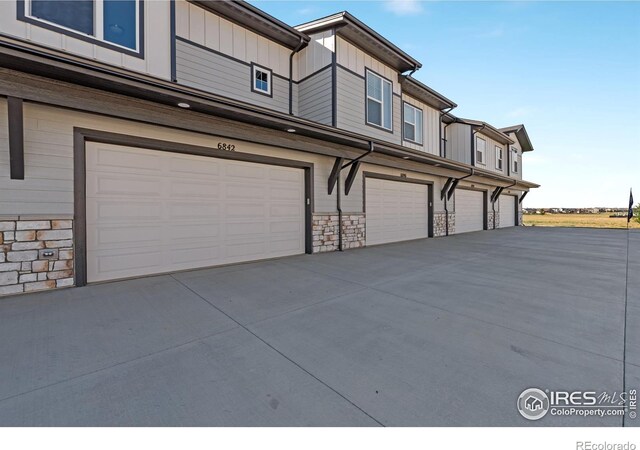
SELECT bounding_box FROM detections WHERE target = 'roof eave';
[399,76,457,111]
[296,11,421,73]
[190,0,310,50]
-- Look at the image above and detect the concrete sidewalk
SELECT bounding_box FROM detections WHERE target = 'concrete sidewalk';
[0,227,636,426]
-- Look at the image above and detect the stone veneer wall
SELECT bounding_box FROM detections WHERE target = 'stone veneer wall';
[518,211,523,226]
[312,213,365,252]
[0,217,74,296]
[433,212,455,237]
[488,211,500,230]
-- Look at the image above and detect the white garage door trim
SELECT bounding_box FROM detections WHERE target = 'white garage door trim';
[76,132,312,285]
[455,188,486,234]
[499,195,517,228]
[365,174,431,246]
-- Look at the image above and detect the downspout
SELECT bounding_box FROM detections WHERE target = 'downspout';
[337,141,375,251]
[440,109,456,158]
[288,36,305,116]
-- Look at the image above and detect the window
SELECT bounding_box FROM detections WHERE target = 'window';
[495,146,503,170]
[476,137,486,165]
[252,64,272,96]
[366,70,392,130]
[25,0,140,51]
[512,149,519,173]
[403,102,423,145]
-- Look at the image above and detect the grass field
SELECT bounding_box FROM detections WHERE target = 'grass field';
[523,213,640,229]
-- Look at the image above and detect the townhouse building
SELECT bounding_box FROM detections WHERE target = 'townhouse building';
[0,0,538,296]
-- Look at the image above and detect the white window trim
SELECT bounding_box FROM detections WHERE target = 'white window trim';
[366,69,392,131]
[475,137,486,165]
[403,102,423,145]
[495,145,503,170]
[512,148,519,173]
[23,0,140,52]
[251,64,272,96]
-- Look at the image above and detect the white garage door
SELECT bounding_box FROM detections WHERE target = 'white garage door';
[365,178,429,246]
[499,195,516,228]
[86,143,306,282]
[455,189,485,234]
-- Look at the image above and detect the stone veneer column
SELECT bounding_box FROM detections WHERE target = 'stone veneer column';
[312,213,365,252]
[0,217,74,296]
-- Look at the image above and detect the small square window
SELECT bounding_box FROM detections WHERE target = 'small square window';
[252,64,272,96]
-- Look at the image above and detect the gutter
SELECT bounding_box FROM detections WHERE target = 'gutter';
[288,36,305,115]
[337,141,375,251]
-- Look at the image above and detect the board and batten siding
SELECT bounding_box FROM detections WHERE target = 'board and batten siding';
[0,100,344,216]
[401,94,440,155]
[445,123,471,165]
[0,0,171,80]
[298,67,333,126]
[335,36,401,95]
[175,39,291,114]
[175,0,293,79]
[336,67,402,145]
[297,31,334,81]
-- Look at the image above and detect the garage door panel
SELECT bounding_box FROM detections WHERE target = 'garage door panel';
[455,189,484,234]
[88,201,164,222]
[365,178,429,246]
[92,147,163,173]
[170,181,221,198]
[86,143,306,282]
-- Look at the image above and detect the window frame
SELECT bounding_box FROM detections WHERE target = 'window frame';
[495,145,503,171]
[475,136,486,166]
[365,68,393,133]
[17,0,144,57]
[512,148,519,173]
[251,63,273,97]
[402,101,423,145]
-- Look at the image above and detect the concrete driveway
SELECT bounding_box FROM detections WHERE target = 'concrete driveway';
[0,227,637,426]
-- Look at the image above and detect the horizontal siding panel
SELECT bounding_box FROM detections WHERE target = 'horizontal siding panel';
[176,39,289,114]
[298,67,332,125]
[336,68,401,145]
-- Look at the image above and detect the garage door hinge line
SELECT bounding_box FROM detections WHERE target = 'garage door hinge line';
[169,274,385,427]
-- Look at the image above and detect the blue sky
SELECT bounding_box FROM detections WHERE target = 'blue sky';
[253,0,640,208]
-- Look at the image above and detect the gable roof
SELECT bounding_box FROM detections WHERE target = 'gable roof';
[499,125,534,152]
[296,11,421,73]
[189,0,310,50]
[399,76,457,111]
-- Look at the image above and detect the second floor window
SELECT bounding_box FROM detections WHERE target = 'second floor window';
[252,64,272,96]
[495,146,503,170]
[512,149,519,173]
[476,137,486,165]
[366,70,392,130]
[26,0,139,51]
[403,103,423,145]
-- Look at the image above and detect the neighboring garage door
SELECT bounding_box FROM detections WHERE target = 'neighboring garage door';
[85,142,306,282]
[365,177,430,246]
[455,189,485,234]
[499,195,516,228]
